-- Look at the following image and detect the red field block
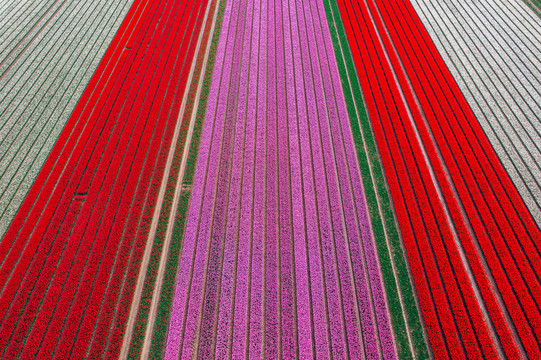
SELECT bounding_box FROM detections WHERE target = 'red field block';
[335,0,541,357]
[0,0,211,357]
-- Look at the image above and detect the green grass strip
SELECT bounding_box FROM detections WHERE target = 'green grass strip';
[146,0,227,356]
[322,1,430,358]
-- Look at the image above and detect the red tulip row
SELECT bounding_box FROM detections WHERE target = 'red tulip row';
[0,0,210,357]
[335,0,541,357]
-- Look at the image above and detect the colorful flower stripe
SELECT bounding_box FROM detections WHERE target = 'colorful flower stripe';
[0,0,211,357]
[335,0,541,357]
[163,0,398,356]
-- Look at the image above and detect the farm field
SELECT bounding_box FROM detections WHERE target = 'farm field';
[0,0,540,358]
